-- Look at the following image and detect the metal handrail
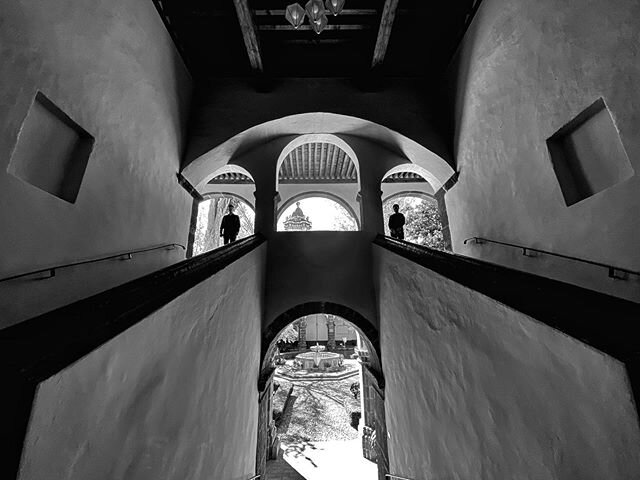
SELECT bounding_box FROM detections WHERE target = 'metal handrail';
[246,476,260,480]
[463,236,640,280]
[386,474,414,480]
[0,243,185,283]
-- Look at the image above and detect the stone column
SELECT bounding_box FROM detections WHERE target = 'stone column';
[297,317,307,351]
[253,188,278,238]
[326,316,336,350]
[357,188,385,235]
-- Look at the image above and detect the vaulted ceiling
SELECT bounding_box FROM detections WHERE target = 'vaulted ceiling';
[153,0,481,78]
[207,141,428,185]
[279,142,357,183]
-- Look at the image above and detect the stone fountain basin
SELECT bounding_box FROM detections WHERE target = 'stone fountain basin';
[295,351,343,370]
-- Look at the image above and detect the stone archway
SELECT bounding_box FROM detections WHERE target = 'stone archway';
[257,302,387,480]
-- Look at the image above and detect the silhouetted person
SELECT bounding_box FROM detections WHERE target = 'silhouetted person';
[220,204,240,244]
[388,204,405,240]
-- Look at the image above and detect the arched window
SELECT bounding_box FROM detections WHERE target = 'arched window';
[192,166,256,255]
[382,194,444,249]
[193,196,255,254]
[381,164,446,250]
[276,196,358,232]
[275,135,361,231]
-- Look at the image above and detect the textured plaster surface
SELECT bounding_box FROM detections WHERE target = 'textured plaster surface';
[19,246,265,480]
[375,247,640,480]
[447,0,640,300]
[0,0,192,325]
[265,232,377,332]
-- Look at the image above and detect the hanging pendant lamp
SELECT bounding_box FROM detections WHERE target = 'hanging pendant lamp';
[325,0,345,16]
[305,0,326,22]
[285,0,344,34]
[310,14,328,34]
[285,3,307,29]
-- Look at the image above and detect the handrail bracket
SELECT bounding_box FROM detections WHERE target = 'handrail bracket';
[609,267,629,280]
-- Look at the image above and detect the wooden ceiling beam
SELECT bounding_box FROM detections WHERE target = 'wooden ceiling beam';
[254,9,378,16]
[372,0,399,68]
[232,0,263,72]
[258,24,370,31]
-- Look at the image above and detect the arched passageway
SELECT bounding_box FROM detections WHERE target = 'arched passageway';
[262,302,380,375]
[257,302,387,480]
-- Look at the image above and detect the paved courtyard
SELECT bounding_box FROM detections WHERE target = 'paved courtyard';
[266,367,376,480]
[265,439,377,480]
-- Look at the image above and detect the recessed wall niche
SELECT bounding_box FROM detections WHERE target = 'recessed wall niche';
[546,98,634,206]
[7,92,94,203]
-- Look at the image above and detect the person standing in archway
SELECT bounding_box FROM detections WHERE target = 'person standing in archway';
[388,204,405,240]
[220,203,241,244]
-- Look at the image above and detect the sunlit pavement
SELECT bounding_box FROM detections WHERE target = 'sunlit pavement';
[265,439,377,480]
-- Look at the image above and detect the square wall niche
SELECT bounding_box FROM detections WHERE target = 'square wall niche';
[546,98,634,206]
[7,92,94,203]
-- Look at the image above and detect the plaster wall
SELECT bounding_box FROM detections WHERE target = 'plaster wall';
[0,0,192,326]
[374,246,640,480]
[18,245,266,480]
[265,232,377,332]
[447,0,640,300]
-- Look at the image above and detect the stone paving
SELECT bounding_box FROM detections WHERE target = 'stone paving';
[265,439,377,480]
[267,365,375,480]
[273,377,361,442]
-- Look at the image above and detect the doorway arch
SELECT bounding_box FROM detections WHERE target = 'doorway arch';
[258,302,387,479]
[262,301,380,379]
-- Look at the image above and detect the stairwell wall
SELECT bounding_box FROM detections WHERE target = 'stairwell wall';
[17,245,265,480]
[374,246,640,480]
[447,0,640,301]
[0,0,192,327]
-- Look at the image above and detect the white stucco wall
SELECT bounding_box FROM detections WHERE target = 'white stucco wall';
[0,0,192,326]
[265,232,377,331]
[447,0,640,300]
[18,246,265,480]
[375,246,640,480]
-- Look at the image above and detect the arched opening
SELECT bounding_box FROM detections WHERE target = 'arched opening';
[181,113,454,192]
[257,302,386,480]
[381,165,448,250]
[274,134,362,232]
[191,166,256,255]
[276,195,359,232]
[382,194,445,250]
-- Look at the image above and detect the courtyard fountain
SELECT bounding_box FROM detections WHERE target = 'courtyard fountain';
[295,343,343,370]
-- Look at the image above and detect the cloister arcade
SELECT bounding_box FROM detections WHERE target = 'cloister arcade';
[188,116,453,250]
